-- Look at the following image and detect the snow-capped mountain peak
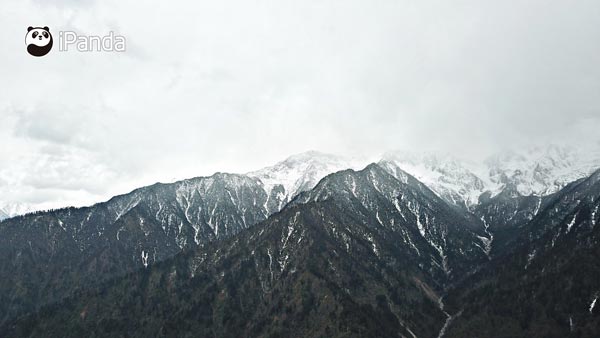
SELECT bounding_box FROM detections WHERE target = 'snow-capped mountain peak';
[484,144,600,196]
[248,151,366,210]
[379,151,486,208]
[380,145,600,208]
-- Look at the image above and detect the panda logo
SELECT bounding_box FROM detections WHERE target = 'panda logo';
[25,26,53,57]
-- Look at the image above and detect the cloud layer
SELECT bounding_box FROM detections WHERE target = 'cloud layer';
[1,0,599,209]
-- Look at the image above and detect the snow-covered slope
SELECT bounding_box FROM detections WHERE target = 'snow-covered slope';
[380,145,600,208]
[248,151,366,211]
[0,202,35,220]
[484,145,600,196]
[380,151,486,209]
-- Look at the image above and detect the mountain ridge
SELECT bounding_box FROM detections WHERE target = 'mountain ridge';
[4,146,598,218]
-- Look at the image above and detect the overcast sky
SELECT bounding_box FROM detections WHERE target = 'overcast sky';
[1,0,599,210]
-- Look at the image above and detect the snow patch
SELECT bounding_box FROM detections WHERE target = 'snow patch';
[393,198,407,221]
[525,249,536,269]
[267,248,274,281]
[366,234,379,257]
[141,250,149,268]
[114,197,141,221]
[407,201,426,237]
[569,316,574,332]
[375,210,383,226]
[477,235,492,257]
[479,216,494,258]
[567,214,578,233]
[533,197,542,216]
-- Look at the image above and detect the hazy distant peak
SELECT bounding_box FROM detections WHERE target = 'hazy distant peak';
[380,150,486,208]
[484,144,600,196]
[0,202,36,220]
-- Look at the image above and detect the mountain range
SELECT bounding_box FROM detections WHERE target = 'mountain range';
[0,146,599,337]
[4,145,598,219]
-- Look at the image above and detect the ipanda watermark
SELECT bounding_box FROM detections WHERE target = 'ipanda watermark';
[59,31,126,52]
[25,26,126,57]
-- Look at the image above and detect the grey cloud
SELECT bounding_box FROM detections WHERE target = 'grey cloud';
[0,0,599,210]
